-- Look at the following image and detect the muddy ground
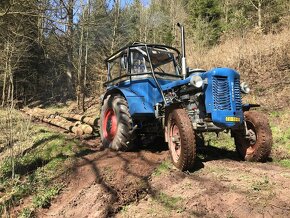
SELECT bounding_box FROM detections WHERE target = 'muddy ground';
[35,140,290,218]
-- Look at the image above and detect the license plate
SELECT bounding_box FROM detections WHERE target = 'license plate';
[225,116,240,122]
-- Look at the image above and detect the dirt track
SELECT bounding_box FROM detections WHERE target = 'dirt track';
[37,142,290,218]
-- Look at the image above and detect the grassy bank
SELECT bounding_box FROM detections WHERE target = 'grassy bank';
[0,109,91,217]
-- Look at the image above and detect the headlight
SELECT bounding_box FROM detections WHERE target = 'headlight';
[240,82,250,94]
[190,75,203,88]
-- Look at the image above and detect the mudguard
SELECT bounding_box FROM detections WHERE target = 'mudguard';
[103,78,166,117]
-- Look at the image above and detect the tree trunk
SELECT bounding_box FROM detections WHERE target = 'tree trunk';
[83,0,91,112]
[258,0,262,30]
[224,0,229,24]
[77,2,84,111]
[249,0,263,30]
[110,0,120,54]
[2,41,9,107]
[66,0,74,97]
[9,53,13,107]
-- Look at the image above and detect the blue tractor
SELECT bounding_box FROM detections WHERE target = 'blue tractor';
[100,24,272,171]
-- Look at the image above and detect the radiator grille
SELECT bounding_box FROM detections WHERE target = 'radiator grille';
[212,76,231,110]
[234,78,242,110]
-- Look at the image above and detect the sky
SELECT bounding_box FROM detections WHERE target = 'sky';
[78,0,150,9]
[75,0,150,17]
[108,0,150,8]
[72,0,150,23]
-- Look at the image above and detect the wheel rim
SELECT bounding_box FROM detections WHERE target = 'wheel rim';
[169,122,181,163]
[238,121,257,156]
[102,108,117,141]
[245,121,257,155]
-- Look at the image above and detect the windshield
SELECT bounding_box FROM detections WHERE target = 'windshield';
[129,46,180,76]
[149,47,179,75]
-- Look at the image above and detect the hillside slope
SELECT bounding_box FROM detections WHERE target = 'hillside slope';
[188,29,290,110]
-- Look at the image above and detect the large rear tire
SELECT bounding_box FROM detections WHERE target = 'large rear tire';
[167,108,196,171]
[100,94,135,151]
[233,111,272,162]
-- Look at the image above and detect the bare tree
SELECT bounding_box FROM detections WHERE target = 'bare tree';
[110,0,120,54]
[76,0,85,111]
[65,0,75,95]
[249,0,263,30]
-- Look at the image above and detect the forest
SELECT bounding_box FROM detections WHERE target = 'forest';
[0,0,289,110]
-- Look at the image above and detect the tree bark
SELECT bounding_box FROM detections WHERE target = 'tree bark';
[83,0,90,107]
[258,0,262,30]
[249,0,263,30]
[110,0,120,54]
[77,1,84,111]
[66,0,74,96]
[2,41,9,107]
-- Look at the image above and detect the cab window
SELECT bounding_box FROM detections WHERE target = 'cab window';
[130,47,150,74]
[108,54,128,80]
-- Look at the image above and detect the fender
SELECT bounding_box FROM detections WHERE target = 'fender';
[242,103,260,111]
[102,87,155,117]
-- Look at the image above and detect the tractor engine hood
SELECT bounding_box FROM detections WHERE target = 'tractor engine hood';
[160,73,204,91]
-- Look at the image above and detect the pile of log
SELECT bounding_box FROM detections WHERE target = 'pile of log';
[21,108,99,136]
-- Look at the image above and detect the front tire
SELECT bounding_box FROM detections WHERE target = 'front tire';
[100,94,135,151]
[233,111,272,162]
[167,108,196,171]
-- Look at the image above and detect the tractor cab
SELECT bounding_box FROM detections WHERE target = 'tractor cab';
[104,44,182,87]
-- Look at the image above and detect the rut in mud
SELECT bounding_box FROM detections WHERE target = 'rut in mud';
[38,141,169,218]
[37,141,290,218]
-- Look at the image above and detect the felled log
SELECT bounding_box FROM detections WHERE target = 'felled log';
[21,108,83,135]
[74,121,94,134]
[61,113,99,127]
[21,107,48,118]
[42,116,84,136]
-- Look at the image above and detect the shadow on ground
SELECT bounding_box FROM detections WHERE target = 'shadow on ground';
[43,137,250,217]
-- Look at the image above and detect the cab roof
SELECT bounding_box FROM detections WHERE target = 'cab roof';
[105,43,181,63]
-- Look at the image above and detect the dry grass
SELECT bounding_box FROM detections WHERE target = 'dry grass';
[0,109,33,163]
[188,28,290,110]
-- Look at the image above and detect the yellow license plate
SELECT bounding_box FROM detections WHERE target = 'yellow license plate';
[225,116,240,122]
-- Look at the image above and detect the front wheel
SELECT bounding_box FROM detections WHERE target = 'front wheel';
[167,108,196,171]
[233,111,272,162]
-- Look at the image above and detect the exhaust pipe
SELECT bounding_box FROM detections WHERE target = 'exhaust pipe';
[177,23,187,79]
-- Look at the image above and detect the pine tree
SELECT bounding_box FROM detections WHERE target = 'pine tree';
[187,0,222,46]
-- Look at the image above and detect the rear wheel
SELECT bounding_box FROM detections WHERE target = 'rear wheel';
[100,94,135,151]
[233,111,272,162]
[167,108,196,171]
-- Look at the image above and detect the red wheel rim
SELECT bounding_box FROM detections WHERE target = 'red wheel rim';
[243,121,257,156]
[102,108,117,141]
[169,123,181,163]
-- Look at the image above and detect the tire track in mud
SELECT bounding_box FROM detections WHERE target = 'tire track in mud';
[123,159,290,218]
[38,143,169,218]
